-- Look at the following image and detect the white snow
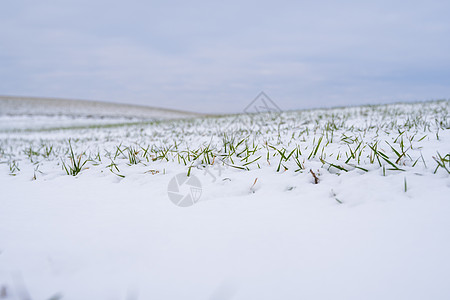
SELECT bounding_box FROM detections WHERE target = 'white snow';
[0,100,449,299]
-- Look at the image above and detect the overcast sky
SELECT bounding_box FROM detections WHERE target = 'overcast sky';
[1,0,449,113]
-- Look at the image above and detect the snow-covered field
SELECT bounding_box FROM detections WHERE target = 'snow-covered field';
[0,99,449,299]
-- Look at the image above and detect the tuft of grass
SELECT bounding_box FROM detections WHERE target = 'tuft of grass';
[433,152,450,174]
[106,159,125,178]
[61,140,87,176]
[9,160,20,175]
[126,146,140,165]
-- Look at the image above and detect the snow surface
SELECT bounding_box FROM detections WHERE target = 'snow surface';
[0,100,449,299]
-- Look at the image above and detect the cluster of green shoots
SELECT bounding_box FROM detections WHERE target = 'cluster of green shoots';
[0,100,448,179]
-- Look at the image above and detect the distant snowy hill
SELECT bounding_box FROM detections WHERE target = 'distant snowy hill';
[0,95,204,131]
[0,95,202,119]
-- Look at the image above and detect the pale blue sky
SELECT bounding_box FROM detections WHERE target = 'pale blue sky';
[1,0,449,113]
